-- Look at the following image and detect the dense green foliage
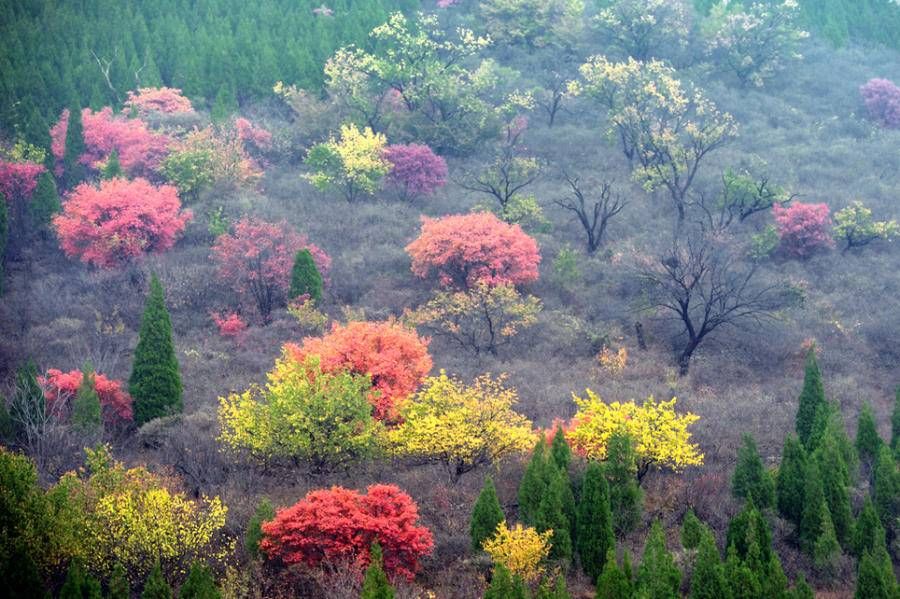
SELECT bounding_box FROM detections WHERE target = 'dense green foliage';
[178,562,221,599]
[636,521,680,599]
[795,349,826,449]
[71,364,101,433]
[244,497,275,559]
[731,433,775,509]
[289,248,324,304]
[576,461,615,581]
[470,476,505,552]
[361,543,395,599]
[141,562,172,599]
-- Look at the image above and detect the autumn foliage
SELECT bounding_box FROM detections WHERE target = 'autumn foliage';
[405,213,541,289]
[285,320,432,422]
[772,202,834,258]
[382,143,448,199]
[212,217,330,322]
[0,159,45,205]
[53,178,191,267]
[39,368,134,424]
[124,87,194,116]
[860,78,900,129]
[260,484,434,581]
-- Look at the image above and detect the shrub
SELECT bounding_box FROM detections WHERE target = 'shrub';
[304,123,390,202]
[211,312,247,340]
[39,368,133,425]
[382,143,447,199]
[832,201,899,251]
[124,87,194,116]
[772,202,834,258]
[860,78,900,129]
[289,248,324,303]
[482,522,552,584]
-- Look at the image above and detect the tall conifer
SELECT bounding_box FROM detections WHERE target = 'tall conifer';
[732,433,775,509]
[776,435,807,528]
[360,543,394,599]
[289,248,323,303]
[471,476,505,552]
[576,461,615,580]
[606,431,642,537]
[636,521,680,599]
[795,348,826,449]
[689,531,728,599]
[518,438,549,525]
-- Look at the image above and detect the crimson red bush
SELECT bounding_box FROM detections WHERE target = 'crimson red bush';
[39,368,133,424]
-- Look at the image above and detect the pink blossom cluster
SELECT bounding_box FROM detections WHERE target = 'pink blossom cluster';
[860,78,900,129]
[382,143,447,198]
[0,160,45,204]
[773,202,834,258]
[124,87,194,116]
[234,117,273,152]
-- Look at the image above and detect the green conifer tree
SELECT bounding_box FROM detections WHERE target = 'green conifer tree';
[576,461,615,580]
[71,363,102,433]
[811,501,840,570]
[732,433,775,509]
[60,560,102,599]
[854,549,896,599]
[795,348,826,449]
[11,360,44,439]
[776,435,807,528]
[725,544,761,599]
[853,498,887,558]
[63,104,87,190]
[605,431,642,537]
[518,438,549,525]
[289,249,324,304]
[761,552,789,599]
[872,444,898,530]
[29,171,60,228]
[101,149,123,180]
[536,575,570,599]
[689,531,729,599]
[681,508,704,550]
[244,497,275,560]
[726,501,772,565]
[484,565,515,599]
[141,562,172,599]
[179,562,220,599]
[636,521,680,599]
[814,427,853,548]
[0,395,13,442]
[791,574,814,599]
[891,387,899,452]
[550,426,571,471]
[856,403,883,463]
[799,459,829,554]
[470,476,505,552]
[107,563,130,599]
[361,543,395,599]
[535,465,572,562]
[596,550,632,599]
[129,275,182,425]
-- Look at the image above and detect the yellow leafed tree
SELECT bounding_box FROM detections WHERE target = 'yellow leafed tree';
[304,123,390,202]
[482,522,552,583]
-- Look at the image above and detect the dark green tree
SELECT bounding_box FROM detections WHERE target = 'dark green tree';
[100,149,123,180]
[29,171,60,228]
[0,395,13,442]
[289,248,324,303]
[776,435,807,528]
[853,498,887,558]
[732,433,775,509]
[872,444,898,530]
[811,501,840,569]
[59,560,102,599]
[107,563,130,599]
[360,543,394,599]
[726,501,772,565]
[795,348,826,449]
[725,544,761,599]
[518,438,549,525]
[854,548,896,599]
[689,531,729,599]
[63,103,87,190]
[244,497,275,559]
[799,459,830,555]
[11,360,44,440]
[129,275,182,425]
[681,508,704,550]
[484,565,526,599]
[596,550,632,599]
[470,476,505,552]
[636,521,680,599]
[535,465,573,562]
[71,363,102,433]
[856,403,883,462]
[791,574,814,599]
[536,575,570,599]
[576,461,615,580]
[141,561,172,599]
[550,426,571,471]
[178,562,220,599]
[605,431,643,537]
[891,387,899,452]
[814,427,853,548]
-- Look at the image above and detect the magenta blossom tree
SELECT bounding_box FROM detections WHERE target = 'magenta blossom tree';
[773,202,834,258]
[860,78,900,129]
[382,144,448,200]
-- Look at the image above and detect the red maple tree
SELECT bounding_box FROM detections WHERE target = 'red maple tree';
[285,320,432,423]
[405,212,541,289]
[53,178,191,268]
[212,217,330,323]
[260,484,434,581]
[39,368,134,425]
[772,202,834,258]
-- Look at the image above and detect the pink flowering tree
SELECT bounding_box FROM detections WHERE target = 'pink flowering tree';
[0,160,46,231]
[860,78,900,129]
[382,144,448,200]
[234,117,273,154]
[212,217,331,323]
[124,87,194,116]
[773,202,834,258]
[39,368,134,425]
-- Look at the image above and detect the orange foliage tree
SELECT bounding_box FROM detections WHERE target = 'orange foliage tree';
[285,320,432,423]
[405,212,541,289]
[260,484,434,581]
[53,178,191,268]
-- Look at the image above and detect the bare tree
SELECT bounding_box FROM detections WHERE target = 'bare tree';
[640,229,798,375]
[554,172,628,253]
[457,144,542,215]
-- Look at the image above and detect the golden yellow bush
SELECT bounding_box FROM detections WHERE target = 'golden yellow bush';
[482,522,552,583]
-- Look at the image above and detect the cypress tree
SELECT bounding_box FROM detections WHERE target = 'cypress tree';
[535,465,572,562]
[71,363,102,433]
[726,501,772,566]
[484,565,515,599]
[576,461,615,581]
[101,149,123,180]
[854,548,896,599]
[470,476,505,552]
[244,497,275,559]
[795,348,826,449]
[60,560,102,599]
[360,543,394,599]
[107,563,130,599]
[605,431,642,537]
[761,551,789,599]
[179,562,220,599]
[856,403,883,462]
[811,501,840,569]
[799,459,830,555]
[791,574,814,599]
[596,550,632,599]
[853,498,886,558]
[814,428,853,548]
[29,171,60,228]
[732,433,775,509]
[141,562,172,599]
[891,387,899,452]
[725,544,761,599]
[129,275,182,425]
[550,426,571,471]
[636,521,680,599]
[872,444,898,530]
[536,575,570,599]
[776,435,807,528]
[518,438,549,525]
[0,195,7,295]
[689,531,729,599]
[681,508,704,550]
[289,249,324,304]
[63,104,86,190]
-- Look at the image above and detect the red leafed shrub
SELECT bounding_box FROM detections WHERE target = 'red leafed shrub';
[0,160,45,205]
[50,108,171,178]
[405,212,541,289]
[39,368,133,424]
[211,311,248,339]
[234,117,273,152]
[285,320,432,423]
[382,144,448,198]
[124,87,194,116]
[260,484,434,581]
[772,202,834,258]
[212,217,330,323]
[53,178,191,268]
[860,78,900,129]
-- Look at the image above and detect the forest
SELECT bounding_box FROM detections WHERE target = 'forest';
[0,0,899,598]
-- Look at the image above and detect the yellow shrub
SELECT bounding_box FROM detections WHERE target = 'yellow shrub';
[482,522,551,583]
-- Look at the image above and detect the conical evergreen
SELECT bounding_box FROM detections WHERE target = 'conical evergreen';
[29,171,60,228]
[536,575,570,599]
[761,551,790,599]
[535,465,572,562]
[853,498,887,558]
[244,497,275,559]
[681,508,704,550]
[101,149,123,180]
[636,521,680,599]
[107,563,130,599]
[576,461,615,580]
[689,531,729,599]
[776,435,807,528]
[799,458,829,554]
[596,550,632,599]
[811,501,840,570]
[854,548,896,599]
[179,562,220,599]
[732,433,775,509]
[791,574,814,599]
[360,543,394,599]
[550,426,571,471]
[484,565,516,599]
[129,275,182,425]
[726,501,772,565]
[71,363,102,433]
[60,560,102,599]
[856,402,883,463]
[814,427,853,548]
[605,431,642,537]
[795,348,826,449]
[518,438,549,525]
[725,544,761,599]
[470,476,505,552]
[63,104,86,190]
[289,248,324,304]
[141,561,172,599]
[872,444,898,530]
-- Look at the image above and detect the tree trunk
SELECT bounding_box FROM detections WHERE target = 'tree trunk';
[634,321,647,351]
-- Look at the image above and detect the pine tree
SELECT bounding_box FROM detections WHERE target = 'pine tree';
[361,543,395,599]
[799,459,830,555]
[732,433,775,509]
[855,403,883,463]
[470,476,505,552]
[71,363,102,433]
[681,508,704,550]
[791,574,814,599]
[107,563,130,599]
[0,395,13,442]
[776,435,807,528]
[596,550,632,599]
[289,249,324,304]
[63,104,87,189]
[129,275,182,425]
[576,461,615,580]
[636,521,680,599]
[605,431,642,537]
[484,565,515,599]
[795,348,826,449]
[811,501,840,570]
[535,465,572,562]
[101,149,123,180]
[141,562,172,599]
[726,501,772,565]
[60,560,102,599]
[761,552,789,599]
[814,427,853,548]
[854,548,896,599]
[725,544,761,599]
[29,171,60,228]
[872,444,898,530]
[891,387,899,452]
[550,426,571,471]
[853,498,887,558]
[518,438,549,525]
[179,562,220,599]
[536,575,570,599]
[244,496,275,559]
[689,531,729,599]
